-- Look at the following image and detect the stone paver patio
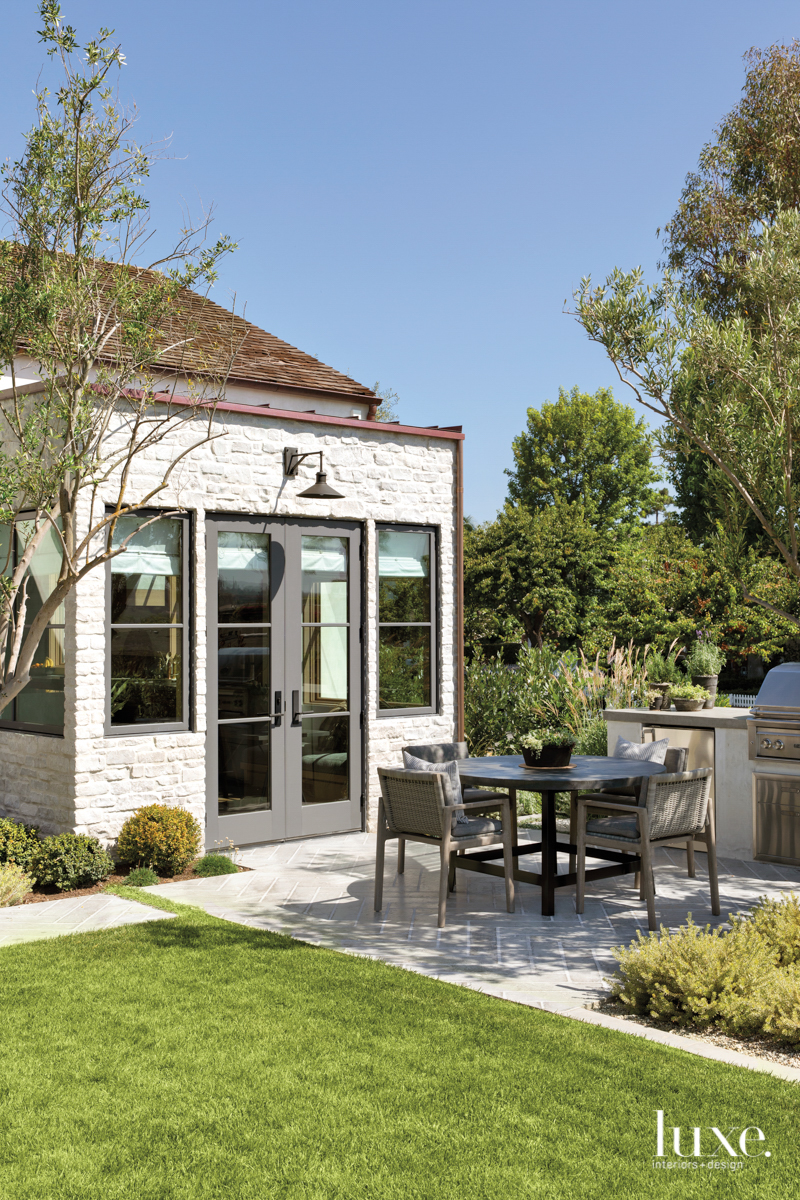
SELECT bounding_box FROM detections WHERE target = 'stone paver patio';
[148,829,800,1013]
[0,892,175,948]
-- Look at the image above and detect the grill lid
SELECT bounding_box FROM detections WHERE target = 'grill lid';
[750,662,800,718]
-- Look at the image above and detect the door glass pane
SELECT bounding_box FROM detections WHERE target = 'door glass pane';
[379,626,431,709]
[302,536,348,622]
[378,530,430,622]
[110,627,182,724]
[218,720,272,814]
[15,626,65,727]
[218,532,270,623]
[302,626,348,712]
[110,517,181,624]
[302,715,348,804]
[218,629,271,719]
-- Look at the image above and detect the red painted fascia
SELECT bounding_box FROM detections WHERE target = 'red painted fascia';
[145,389,465,441]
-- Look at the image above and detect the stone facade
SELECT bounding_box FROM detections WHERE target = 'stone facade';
[0,401,460,846]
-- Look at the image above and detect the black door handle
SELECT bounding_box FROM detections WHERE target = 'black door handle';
[272,691,282,728]
[292,689,301,725]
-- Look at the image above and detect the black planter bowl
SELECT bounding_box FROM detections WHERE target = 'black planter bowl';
[522,744,573,769]
[673,697,705,712]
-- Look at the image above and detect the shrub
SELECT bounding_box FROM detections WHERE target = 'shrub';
[575,715,608,756]
[646,650,683,684]
[32,834,115,891]
[0,817,40,871]
[194,854,239,877]
[126,866,159,887]
[0,862,34,906]
[117,804,202,876]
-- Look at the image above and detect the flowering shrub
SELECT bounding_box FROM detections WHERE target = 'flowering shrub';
[0,862,34,906]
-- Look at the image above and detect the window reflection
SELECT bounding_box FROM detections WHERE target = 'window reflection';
[301,716,348,804]
[218,720,272,814]
[218,532,270,623]
[110,517,181,624]
[110,628,181,724]
[218,629,271,719]
[378,626,431,709]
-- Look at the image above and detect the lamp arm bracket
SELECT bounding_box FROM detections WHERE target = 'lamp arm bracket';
[283,447,323,477]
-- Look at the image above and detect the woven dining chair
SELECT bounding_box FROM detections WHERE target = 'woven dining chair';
[568,746,688,874]
[575,767,719,931]
[375,766,515,928]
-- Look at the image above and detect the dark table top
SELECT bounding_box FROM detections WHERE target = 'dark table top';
[456,754,666,792]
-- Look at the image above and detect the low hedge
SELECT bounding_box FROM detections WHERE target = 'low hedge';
[32,834,115,891]
[117,804,202,876]
[610,893,800,1043]
[0,818,40,872]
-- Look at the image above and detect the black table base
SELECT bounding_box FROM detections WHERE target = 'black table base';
[452,787,641,916]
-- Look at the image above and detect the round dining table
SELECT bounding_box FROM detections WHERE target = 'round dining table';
[455,754,666,915]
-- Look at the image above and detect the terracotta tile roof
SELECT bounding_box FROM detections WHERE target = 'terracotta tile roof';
[148,274,376,400]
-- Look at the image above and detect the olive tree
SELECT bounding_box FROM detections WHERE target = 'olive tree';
[0,2,237,714]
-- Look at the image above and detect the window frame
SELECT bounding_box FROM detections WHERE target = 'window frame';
[375,522,438,718]
[105,507,193,737]
[0,514,66,738]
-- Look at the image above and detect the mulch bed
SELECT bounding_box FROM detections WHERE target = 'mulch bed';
[20,859,251,905]
[598,998,800,1070]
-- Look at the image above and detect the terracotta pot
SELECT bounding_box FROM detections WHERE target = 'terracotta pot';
[691,674,718,710]
[673,698,705,712]
[522,743,573,768]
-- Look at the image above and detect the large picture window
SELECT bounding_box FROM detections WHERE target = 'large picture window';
[0,521,65,735]
[107,511,190,733]
[377,525,437,714]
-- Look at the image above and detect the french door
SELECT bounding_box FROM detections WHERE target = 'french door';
[206,517,362,847]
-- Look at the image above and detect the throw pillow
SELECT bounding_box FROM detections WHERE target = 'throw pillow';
[402,751,468,825]
[612,736,669,765]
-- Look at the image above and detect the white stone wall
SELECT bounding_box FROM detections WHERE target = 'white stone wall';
[0,405,459,844]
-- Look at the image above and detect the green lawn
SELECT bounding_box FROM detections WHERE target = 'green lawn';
[0,888,796,1200]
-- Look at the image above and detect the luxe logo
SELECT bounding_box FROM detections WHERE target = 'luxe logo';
[655,1110,771,1161]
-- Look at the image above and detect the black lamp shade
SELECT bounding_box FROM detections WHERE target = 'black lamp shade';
[297,470,345,499]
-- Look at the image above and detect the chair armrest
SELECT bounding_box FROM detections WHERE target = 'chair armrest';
[576,797,645,816]
[451,797,511,813]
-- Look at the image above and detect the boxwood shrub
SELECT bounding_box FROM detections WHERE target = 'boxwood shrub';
[0,817,41,871]
[32,834,115,891]
[194,854,239,877]
[117,804,202,877]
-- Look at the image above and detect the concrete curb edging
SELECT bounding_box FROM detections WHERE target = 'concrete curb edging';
[557,1005,800,1084]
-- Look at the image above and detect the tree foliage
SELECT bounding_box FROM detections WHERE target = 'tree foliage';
[464,501,613,649]
[0,3,237,713]
[505,386,661,530]
[662,41,800,316]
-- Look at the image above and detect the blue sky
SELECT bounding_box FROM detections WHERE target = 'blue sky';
[2,1,799,520]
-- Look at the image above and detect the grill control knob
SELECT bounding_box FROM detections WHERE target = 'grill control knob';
[761,739,773,749]
[774,739,785,751]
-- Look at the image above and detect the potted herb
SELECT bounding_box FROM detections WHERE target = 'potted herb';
[646,649,683,706]
[684,640,726,709]
[647,687,665,711]
[520,728,577,769]
[667,682,711,712]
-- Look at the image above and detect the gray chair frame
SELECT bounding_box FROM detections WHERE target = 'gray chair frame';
[375,766,515,928]
[575,767,720,931]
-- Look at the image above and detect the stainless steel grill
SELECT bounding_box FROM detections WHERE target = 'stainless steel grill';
[748,663,800,761]
[748,664,800,864]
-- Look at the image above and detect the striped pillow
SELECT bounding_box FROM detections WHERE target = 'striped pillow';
[613,736,669,764]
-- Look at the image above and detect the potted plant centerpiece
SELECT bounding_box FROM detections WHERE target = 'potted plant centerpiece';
[684,639,725,709]
[520,728,577,769]
[668,682,711,712]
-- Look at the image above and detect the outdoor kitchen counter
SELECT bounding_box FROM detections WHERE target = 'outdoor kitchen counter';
[603,707,757,861]
[602,706,748,730]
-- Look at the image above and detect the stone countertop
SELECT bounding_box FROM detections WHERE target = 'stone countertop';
[602,706,749,731]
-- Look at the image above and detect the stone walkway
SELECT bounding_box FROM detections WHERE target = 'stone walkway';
[0,892,175,948]
[148,829,800,1014]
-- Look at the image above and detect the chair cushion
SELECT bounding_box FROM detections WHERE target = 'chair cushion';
[613,735,669,764]
[585,815,640,841]
[452,816,503,838]
[402,752,467,826]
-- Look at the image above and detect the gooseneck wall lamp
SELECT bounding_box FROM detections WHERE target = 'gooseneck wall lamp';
[283,447,345,499]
